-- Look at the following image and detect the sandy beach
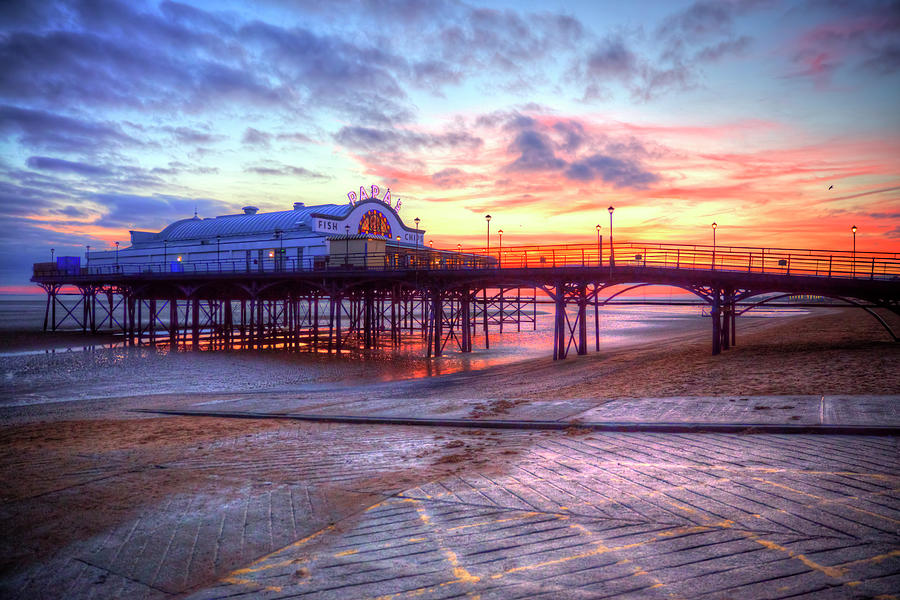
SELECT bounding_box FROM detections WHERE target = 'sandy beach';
[1,307,898,598]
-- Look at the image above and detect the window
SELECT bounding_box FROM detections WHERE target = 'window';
[357,210,392,238]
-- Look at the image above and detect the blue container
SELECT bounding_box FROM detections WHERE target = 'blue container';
[57,256,80,275]
[170,261,184,273]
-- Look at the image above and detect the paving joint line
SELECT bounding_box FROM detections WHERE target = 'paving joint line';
[130,409,900,436]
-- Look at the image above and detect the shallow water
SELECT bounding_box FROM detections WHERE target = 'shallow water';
[0,294,807,406]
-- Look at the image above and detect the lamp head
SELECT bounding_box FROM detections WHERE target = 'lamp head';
[851,225,857,233]
[712,222,717,230]
[596,224,601,231]
[485,214,491,222]
[414,217,420,226]
[608,206,614,214]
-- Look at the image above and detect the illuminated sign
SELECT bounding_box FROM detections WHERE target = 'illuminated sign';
[358,209,392,238]
[347,184,401,211]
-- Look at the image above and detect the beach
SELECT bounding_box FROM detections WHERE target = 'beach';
[0,307,898,598]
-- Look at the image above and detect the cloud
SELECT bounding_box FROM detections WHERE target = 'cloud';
[658,1,736,39]
[695,35,753,61]
[242,127,273,147]
[497,115,662,188]
[505,130,566,172]
[0,105,141,153]
[334,126,483,154]
[564,154,660,188]
[785,7,900,83]
[244,164,327,179]
[26,156,114,177]
[167,126,224,145]
[91,192,225,228]
[431,168,466,188]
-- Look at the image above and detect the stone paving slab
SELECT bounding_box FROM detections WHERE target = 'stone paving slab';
[572,395,900,426]
[181,395,900,428]
[189,431,900,600]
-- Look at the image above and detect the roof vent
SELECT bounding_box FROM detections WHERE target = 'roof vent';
[242,206,259,215]
[293,202,305,210]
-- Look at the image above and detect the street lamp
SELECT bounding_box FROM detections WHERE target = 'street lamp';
[498,229,503,268]
[115,241,119,271]
[216,235,221,270]
[851,225,857,277]
[712,222,717,270]
[50,248,55,262]
[607,206,615,268]
[595,224,601,266]
[414,217,420,266]
[344,225,349,266]
[163,240,167,269]
[485,214,491,252]
[86,245,90,270]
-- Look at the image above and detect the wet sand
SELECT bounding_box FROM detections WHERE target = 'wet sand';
[0,308,898,597]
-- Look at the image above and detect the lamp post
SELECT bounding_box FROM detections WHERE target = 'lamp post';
[50,248,55,262]
[344,225,349,266]
[457,243,461,267]
[851,225,857,277]
[163,240,167,270]
[414,217,420,267]
[115,241,119,271]
[86,245,90,271]
[498,229,503,268]
[711,222,717,270]
[216,235,221,271]
[595,224,602,266]
[607,206,615,268]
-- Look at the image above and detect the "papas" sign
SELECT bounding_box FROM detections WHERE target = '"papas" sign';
[347,185,401,211]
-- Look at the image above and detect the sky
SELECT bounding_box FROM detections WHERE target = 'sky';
[1,0,899,291]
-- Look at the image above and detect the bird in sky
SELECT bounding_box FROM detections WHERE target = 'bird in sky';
[828,185,834,190]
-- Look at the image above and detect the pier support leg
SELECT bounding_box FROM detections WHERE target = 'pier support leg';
[191,297,200,350]
[169,298,178,349]
[711,295,722,356]
[578,285,587,355]
[461,291,472,353]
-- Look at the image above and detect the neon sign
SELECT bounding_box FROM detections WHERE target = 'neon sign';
[347,184,401,211]
[358,209,392,238]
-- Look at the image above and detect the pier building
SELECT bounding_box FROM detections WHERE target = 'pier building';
[83,194,426,273]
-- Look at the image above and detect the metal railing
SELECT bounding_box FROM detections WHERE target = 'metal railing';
[32,241,900,281]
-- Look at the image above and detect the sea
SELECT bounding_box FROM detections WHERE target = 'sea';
[0,291,807,407]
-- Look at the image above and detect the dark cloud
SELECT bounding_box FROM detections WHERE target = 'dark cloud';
[26,156,114,177]
[167,126,224,145]
[0,105,141,153]
[242,127,272,147]
[505,130,566,172]
[244,164,327,179]
[334,126,483,153]
[585,37,639,79]
[658,1,735,38]
[497,116,662,188]
[784,2,900,82]
[276,132,314,144]
[431,168,466,188]
[91,192,225,228]
[564,154,659,188]
[696,36,753,61]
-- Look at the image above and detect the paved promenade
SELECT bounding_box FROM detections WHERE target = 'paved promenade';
[2,395,898,600]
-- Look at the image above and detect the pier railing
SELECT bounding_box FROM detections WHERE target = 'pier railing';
[33,241,900,281]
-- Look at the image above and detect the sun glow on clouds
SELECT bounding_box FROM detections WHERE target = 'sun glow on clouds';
[0,0,898,289]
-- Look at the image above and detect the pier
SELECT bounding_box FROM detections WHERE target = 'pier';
[31,241,900,358]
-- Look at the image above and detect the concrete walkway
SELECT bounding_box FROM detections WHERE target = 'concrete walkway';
[3,395,898,600]
[176,396,899,599]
